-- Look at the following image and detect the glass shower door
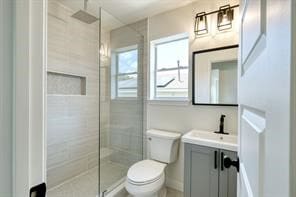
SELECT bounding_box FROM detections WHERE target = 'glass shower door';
[99,8,144,196]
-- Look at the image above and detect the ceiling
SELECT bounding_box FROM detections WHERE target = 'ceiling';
[58,0,197,31]
[97,0,197,24]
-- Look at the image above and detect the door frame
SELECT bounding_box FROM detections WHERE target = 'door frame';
[291,1,296,195]
[0,0,13,195]
[14,0,47,196]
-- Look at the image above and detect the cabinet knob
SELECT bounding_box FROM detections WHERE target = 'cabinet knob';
[223,155,240,172]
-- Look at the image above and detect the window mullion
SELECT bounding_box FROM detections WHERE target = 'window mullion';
[157,67,188,72]
[154,45,157,99]
[116,53,119,98]
[117,72,138,76]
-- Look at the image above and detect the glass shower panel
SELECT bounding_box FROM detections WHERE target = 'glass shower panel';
[99,8,145,196]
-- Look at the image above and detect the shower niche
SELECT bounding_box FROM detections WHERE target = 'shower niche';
[47,72,86,95]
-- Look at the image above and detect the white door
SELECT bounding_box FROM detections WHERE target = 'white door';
[239,0,292,196]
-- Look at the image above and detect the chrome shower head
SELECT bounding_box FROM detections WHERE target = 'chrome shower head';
[71,0,98,24]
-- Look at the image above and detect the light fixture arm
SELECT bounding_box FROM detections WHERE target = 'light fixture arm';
[84,0,88,11]
[200,4,239,17]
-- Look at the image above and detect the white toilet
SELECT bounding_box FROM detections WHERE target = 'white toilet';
[125,129,181,197]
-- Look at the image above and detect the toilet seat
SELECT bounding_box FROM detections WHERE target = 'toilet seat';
[127,160,167,186]
[125,173,166,197]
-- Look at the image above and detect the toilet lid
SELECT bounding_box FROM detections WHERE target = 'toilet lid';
[127,160,166,184]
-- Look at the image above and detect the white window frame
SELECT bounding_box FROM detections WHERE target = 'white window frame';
[111,45,138,100]
[149,33,190,102]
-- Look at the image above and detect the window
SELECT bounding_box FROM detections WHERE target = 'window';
[114,46,138,98]
[150,34,189,100]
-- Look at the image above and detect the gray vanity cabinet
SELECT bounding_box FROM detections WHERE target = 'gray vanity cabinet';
[184,144,219,197]
[184,144,237,197]
[219,150,237,197]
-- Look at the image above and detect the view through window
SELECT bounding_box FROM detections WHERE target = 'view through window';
[116,48,138,98]
[154,37,189,99]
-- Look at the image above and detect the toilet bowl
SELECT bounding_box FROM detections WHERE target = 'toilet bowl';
[125,130,181,197]
[125,160,167,197]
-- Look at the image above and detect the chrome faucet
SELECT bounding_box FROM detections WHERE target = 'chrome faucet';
[215,114,229,135]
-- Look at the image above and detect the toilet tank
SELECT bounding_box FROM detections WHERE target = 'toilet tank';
[147,129,181,163]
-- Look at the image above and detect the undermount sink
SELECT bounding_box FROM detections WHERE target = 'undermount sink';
[182,130,238,151]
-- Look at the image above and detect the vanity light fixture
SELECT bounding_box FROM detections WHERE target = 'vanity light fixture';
[194,4,238,35]
[194,12,208,35]
[217,5,234,31]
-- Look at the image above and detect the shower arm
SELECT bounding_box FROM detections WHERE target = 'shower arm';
[84,0,88,10]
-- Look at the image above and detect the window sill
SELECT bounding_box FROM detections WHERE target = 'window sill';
[111,98,139,102]
[147,98,191,106]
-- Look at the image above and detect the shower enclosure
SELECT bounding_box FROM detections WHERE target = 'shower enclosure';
[46,0,144,196]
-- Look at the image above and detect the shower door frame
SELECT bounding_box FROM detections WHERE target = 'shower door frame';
[14,0,47,196]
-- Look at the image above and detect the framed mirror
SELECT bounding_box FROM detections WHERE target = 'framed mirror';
[192,45,238,106]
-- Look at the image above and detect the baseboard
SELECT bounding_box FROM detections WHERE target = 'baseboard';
[165,178,183,192]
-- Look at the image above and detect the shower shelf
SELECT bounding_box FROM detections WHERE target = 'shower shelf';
[47,71,86,95]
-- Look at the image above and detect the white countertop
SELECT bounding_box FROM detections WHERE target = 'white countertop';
[182,130,238,152]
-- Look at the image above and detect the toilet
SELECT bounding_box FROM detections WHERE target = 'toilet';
[125,129,181,197]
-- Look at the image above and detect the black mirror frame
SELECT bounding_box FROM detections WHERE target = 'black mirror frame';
[192,44,239,106]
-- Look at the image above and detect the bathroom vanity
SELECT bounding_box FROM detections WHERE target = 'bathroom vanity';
[182,130,238,197]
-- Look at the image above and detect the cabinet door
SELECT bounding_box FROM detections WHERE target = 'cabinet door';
[184,144,219,197]
[219,150,237,197]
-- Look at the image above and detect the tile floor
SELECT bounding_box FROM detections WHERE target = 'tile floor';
[167,187,184,197]
[47,161,128,197]
[47,161,183,197]
[124,187,183,197]
[47,167,98,197]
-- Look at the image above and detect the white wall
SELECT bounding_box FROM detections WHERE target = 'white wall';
[0,0,13,195]
[217,61,237,104]
[147,0,239,191]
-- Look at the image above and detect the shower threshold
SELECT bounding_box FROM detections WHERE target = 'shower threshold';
[99,177,127,197]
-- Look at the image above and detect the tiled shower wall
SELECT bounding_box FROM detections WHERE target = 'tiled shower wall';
[100,30,111,150]
[108,19,147,167]
[47,1,99,188]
